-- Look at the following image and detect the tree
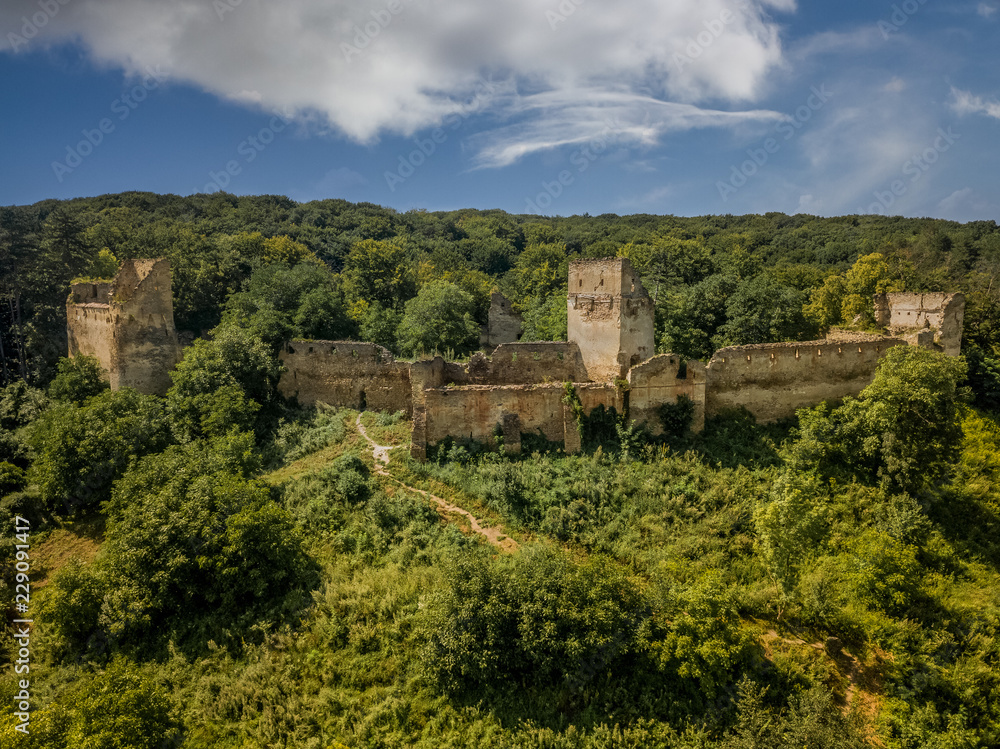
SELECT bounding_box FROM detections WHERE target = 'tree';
[716,274,814,347]
[841,252,903,326]
[25,389,171,514]
[396,281,480,356]
[790,345,968,493]
[65,659,180,748]
[223,262,353,347]
[48,356,109,404]
[357,301,402,351]
[166,325,281,441]
[342,239,415,310]
[100,436,313,647]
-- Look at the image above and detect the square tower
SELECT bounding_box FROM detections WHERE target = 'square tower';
[567,257,655,382]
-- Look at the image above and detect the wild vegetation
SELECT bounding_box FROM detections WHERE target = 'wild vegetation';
[0,193,999,747]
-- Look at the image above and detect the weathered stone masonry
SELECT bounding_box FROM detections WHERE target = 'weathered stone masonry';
[72,258,963,460]
[277,341,412,414]
[67,258,182,396]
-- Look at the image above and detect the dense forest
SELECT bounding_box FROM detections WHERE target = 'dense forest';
[0,192,999,747]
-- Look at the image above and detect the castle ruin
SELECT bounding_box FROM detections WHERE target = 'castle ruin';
[70,257,965,458]
[66,258,182,396]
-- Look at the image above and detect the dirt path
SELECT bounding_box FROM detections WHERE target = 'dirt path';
[355,415,517,552]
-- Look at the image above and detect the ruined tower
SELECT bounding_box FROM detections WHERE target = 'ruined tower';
[874,292,966,357]
[67,258,182,396]
[567,257,655,382]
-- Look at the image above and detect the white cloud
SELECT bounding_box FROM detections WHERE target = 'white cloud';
[468,88,789,168]
[884,76,907,93]
[937,187,973,214]
[950,86,1000,120]
[978,3,998,18]
[0,0,792,164]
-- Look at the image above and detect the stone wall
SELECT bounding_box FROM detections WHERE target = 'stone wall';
[467,342,589,385]
[278,341,412,413]
[705,338,906,422]
[567,258,655,382]
[66,259,182,396]
[411,380,621,459]
[627,354,707,433]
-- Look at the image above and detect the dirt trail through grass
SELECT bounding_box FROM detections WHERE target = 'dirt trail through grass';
[355,415,517,552]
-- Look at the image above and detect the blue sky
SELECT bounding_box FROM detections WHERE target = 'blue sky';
[1,0,998,221]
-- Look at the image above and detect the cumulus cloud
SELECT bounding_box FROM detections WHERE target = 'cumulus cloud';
[950,86,1000,119]
[0,0,793,164]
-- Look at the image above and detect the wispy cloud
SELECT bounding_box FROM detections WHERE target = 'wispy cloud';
[468,89,788,168]
[0,0,794,165]
[978,3,998,18]
[950,86,1000,119]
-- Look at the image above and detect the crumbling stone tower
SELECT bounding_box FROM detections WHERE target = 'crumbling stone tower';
[874,292,965,357]
[567,257,655,382]
[67,258,182,396]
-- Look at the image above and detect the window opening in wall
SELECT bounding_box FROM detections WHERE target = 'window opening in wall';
[676,360,688,379]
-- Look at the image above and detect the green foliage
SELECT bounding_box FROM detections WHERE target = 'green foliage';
[658,394,696,438]
[716,274,815,347]
[966,348,1000,412]
[25,389,170,514]
[423,546,647,693]
[66,659,180,748]
[754,472,831,595]
[223,261,353,347]
[85,247,120,279]
[845,529,920,616]
[166,325,280,440]
[47,355,109,404]
[358,300,403,352]
[722,678,864,749]
[269,403,348,463]
[396,280,481,357]
[94,435,312,650]
[36,558,106,661]
[0,461,24,495]
[790,346,968,493]
[343,238,416,310]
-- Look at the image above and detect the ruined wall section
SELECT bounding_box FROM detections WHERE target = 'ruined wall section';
[705,338,906,422]
[875,292,965,357]
[417,382,620,454]
[66,259,181,396]
[567,258,655,382]
[628,355,707,434]
[483,292,522,348]
[467,342,589,385]
[279,341,412,413]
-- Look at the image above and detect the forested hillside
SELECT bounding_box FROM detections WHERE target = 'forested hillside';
[1,192,999,747]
